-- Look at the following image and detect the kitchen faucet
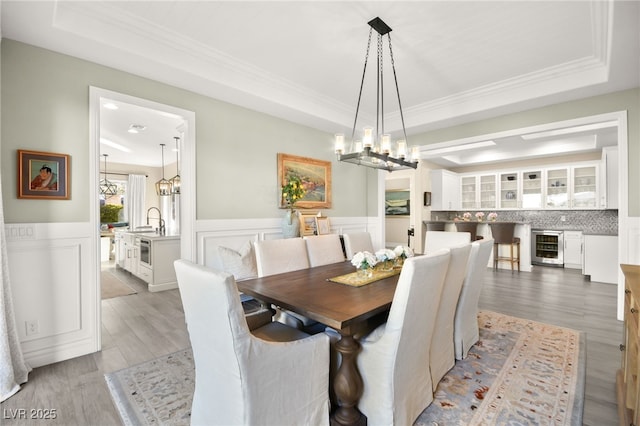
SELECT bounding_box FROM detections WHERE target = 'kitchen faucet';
[146,207,165,235]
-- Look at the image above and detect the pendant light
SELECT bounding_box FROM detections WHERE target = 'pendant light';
[99,154,118,196]
[155,143,172,195]
[169,136,181,194]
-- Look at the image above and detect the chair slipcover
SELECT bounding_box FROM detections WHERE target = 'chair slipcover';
[429,243,472,391]
[454,238,494,360]
[254,238,310,277]
[254,238,316,329]
[174,260,330,426]
[343,232,374,260]
[357,250,451,426]
[304,234,345,267]
[424,230,470,254]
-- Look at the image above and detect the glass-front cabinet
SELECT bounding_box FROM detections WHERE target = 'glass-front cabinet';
[460,176,477,210]
[546,168,569,208]
[572,166,598,208]
[479,174,497,209]
[521,170,543,208]
[499,172,518,209]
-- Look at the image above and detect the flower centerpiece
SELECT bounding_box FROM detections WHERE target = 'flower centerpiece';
[462,212,472,221]
[351,251,378,279]
[475,211,485,222]
[488,212,498,222]
[281,176,306,238]
[393,245,414,268]
[375,249,397,271]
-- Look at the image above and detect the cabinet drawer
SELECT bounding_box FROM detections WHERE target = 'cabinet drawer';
[138,265,152,284]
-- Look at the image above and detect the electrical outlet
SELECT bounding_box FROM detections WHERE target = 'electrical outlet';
[25,320,39,336]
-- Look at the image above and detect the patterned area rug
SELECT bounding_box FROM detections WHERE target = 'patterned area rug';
[105,311,585,425]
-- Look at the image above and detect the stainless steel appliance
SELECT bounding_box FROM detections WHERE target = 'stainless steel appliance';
[531,230,564,266]
[139,237,151,267]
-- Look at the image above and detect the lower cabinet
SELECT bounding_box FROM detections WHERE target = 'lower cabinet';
[145,237,180,292]
[563,231,583,270]
[583,234,618,284]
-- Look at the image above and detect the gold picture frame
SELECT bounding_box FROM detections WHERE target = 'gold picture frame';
[299,213,318,236]
[18,149,70,200]
[277,153,332,209]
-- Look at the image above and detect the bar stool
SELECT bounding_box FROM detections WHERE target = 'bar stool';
[489,222,520,271]
[455,221,480,241]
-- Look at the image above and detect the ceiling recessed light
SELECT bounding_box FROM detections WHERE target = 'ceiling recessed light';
[103,102,119,110]
[128,124,147,134]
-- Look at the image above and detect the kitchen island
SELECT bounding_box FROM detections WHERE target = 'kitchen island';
[115,231,181,292]
[423,220,532,272]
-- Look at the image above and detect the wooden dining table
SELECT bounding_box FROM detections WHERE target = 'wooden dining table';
[237,260,402,426]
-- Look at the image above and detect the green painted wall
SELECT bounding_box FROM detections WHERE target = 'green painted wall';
[0,39,369,223]
[411,88,640,216]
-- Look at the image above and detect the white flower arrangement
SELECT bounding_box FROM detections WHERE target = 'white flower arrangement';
[488,212,498,221]
[375,248,397,262]
[462,212,472,221]
[393,245,414,259]
[475,211,485,221]
[351,251,378,269]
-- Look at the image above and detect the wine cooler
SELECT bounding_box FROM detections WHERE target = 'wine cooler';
[531,229,564,266]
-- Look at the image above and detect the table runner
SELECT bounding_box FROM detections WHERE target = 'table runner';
[328,268,400,287]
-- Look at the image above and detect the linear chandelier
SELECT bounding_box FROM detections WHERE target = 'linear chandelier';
[335,17,418,172]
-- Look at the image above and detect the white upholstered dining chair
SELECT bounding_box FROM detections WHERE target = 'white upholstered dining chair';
[343,232,374,260]
[174,259,330,426]
[424,230,470,254]
[429,243,472,392]
[454,238,494,360]
[254,238,319,331]
[356,250,451,425]
[304,234,345,267]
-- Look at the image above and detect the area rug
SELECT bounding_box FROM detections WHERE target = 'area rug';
[101,271,137,299]
[105,311,585,425]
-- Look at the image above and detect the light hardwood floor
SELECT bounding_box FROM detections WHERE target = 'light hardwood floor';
[1,263,621,425]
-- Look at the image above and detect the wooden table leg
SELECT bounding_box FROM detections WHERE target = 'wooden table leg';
[330,332,366,426]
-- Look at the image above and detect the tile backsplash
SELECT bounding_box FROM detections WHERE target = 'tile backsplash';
[431,210,618,235]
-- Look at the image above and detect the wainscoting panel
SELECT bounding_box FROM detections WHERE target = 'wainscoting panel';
[5,222,99,368]
[195,216,379,271]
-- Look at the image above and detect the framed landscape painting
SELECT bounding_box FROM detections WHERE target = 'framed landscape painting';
[277,153,332,209]
[18,149,70,199]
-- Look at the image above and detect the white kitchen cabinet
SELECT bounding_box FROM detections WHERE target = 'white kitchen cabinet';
[431,170,460,211]
[499,172,519,209]
[146,237,181,292]
[114,232,126,268]
[459,173,497,210]
[601,146,618,209]
[563,230,583,269]
[583,234,618,284]
[545,163,599,209]
[521,170,543,209]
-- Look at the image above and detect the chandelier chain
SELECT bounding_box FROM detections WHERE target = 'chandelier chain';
[350,28,374,143]
[387,34,408,143]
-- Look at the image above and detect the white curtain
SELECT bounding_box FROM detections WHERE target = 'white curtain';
[126,174,146,230]
[0,174,30,402]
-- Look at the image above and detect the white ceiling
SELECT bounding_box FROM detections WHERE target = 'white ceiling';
[2,1,638,167]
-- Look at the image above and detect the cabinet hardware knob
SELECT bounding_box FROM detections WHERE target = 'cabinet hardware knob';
[620,344,626,351]
[632,308,637,314]
[626,289,631,294]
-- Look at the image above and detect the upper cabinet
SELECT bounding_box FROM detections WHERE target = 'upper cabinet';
[441,159,604,211]
[430,169,460,211]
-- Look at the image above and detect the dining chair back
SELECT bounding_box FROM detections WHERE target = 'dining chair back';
[254,237,310,277]
[424,230,471,254]
[454,238,494,360]
[429,243,472,392]
[304,234,345,267]
[356,250,451,425]
[174,259,330,426]
[343,232,375,260]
